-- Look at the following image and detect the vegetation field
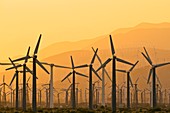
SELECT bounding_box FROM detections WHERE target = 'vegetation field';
[0,107,170,113]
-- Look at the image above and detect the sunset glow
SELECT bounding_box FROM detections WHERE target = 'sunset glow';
[1,0,170,60]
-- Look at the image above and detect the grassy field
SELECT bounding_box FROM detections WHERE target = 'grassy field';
[0,107,170,113]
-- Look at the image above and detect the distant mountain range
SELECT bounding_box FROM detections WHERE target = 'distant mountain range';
[2,22,170,93]
[39,22,170,59]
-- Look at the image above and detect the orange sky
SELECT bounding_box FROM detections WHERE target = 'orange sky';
[0,0,170,60]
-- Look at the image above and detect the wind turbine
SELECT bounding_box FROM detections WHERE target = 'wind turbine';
[26,76,31,106]
[92,80,100,106]
[168,89,170,106]
[156,84,160,104]
[133,77,140,109]
[94,85,101,106]
[37,87,46,107]
[61,84,73,107]
[10,47,33,111]
[85,88,88,107]
[0,62,12,66]
[31,34,50,112]
[141,47,170,108]
[43,86,49,108]
[0,75,9,105]
[40,62,71,108]
[79,89,83,105]
[61,56,88,109]
[56,91,63,107]
[11,34,50,112]
[159,88,163,105]
[96,35,134,112]
[87,48,102,110]
[92,47,111,107]
[140,89,145,106]
[116,61,139,108]
[18,84,23,108]
[6,58,23,109]
[42,83,50,108]
[0,87,2,105]
[6,91,11,105]
[8,86,15,107]
[161,89,166,106]
[19,75,32,107]
[76,83,79,107]
[116,82,125,108]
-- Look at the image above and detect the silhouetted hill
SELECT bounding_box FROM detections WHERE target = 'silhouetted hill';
[2,22,170,96]
[38,22,170,61]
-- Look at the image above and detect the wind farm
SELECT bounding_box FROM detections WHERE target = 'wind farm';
[0,28,170,112]
[1,1,170,112]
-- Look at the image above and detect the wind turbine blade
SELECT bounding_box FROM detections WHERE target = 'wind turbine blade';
[6,67,15,71]
[137,89,142,92]
[26,46,30,57]
[61,72,73,82]
[155,62,170,68]
[96,58,112,72]
[40,62,50,66]
[90,48,98,64]
[109,35,115,55]
[54,64,71,69]
[108,92,112,96]
[0,63,12,65]
[92,47,102,64]
[121,81,126,87]
[147,69,152,84]
[116,69,127,73]
[5,83,9,87]
[27,85,31,91]
[27,76,31,83]
[135,77,139,84]
[135,77,140,84]
[74,64,88,69]
[129,76,133,88]
[129,61,139,72]
[143,47,152,65]
[70,56,74,69]
[25,47,31,63]
[6,92,10,95]
[104,83,107,87]
[116,57,134,66]
[36,59,50,74]
[156,74,162,88]
[42,84,50,86]
[141,52,152,65]
[9,57,16,67]
[67,78,71,83]
[13,56,27,62]
[75,71,88,78]
[104,68,112,82]
[61,88,67,91]
[92,67,102,81]
[93,80,99,84]
[10,73,17,86]
[34,34,42,55]
[67,84,73,90]
[142,76,147,81]
[6,64,22,71]
[25,66,33,75]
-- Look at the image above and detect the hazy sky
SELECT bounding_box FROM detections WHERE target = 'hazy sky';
[0,0,170,60]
